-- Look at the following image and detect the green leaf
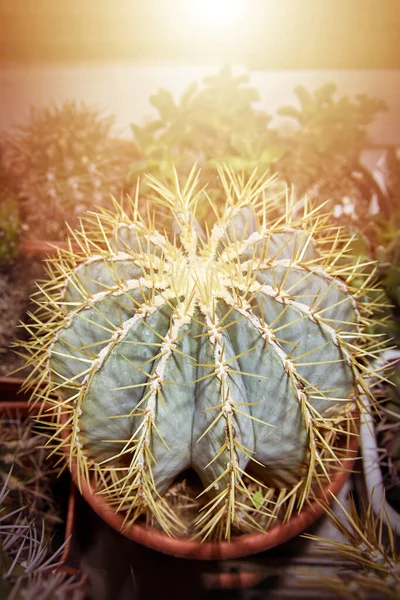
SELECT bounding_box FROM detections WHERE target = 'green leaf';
[180,81,198,109]
[251,489,264,509]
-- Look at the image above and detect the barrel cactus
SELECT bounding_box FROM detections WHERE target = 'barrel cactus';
[21,167,386,540]
[9,101,136,239]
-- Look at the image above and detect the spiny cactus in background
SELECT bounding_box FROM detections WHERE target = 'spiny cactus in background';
[0,411,62,532]
[296,496,400,599]
[0,475,85,600]
[0,139,20,270]
[0,195,19,270]
[20,167,388,541]
[8,101,137,240]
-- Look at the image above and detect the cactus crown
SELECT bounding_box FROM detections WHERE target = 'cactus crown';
[21,167,387,540]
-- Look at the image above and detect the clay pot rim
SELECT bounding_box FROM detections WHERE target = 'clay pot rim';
[68,434,359,560]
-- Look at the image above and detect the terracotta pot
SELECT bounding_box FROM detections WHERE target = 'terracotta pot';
[202,569,266,589]
[0,376,29,401]
[67,431,358,560]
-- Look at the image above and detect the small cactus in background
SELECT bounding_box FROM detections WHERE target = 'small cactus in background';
[0,411,61,532]
[0,139,20,270]
[21,167,388,540]
[0,474,85,600]
[8,101,137,240]
[0,195,19,270]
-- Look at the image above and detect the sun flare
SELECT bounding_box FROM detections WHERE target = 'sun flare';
[190,0,247,29]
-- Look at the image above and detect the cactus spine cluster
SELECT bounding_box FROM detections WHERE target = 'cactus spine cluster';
[21,167,386,540]
[0,411,61,529]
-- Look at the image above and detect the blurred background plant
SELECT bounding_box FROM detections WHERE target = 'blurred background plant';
[0,410,62,536]
[0,196,20,273]
[374,356,400,516]
[275,83,389,220]
[0,407,86,598]
[128,65,285,222]
[0,139,20,272]
[0,472,85,599]
[0,67,395,243]
[374,147,400,305]
[128,66,390,232]
[360,148,400,344]
[6,101,138,240]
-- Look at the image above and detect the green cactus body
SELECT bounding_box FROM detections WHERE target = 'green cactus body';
[23,167,382,540]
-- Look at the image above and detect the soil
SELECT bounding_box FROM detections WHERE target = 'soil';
[0,254,47,377]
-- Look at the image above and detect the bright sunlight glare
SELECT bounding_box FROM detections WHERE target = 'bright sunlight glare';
[190,0,247,29]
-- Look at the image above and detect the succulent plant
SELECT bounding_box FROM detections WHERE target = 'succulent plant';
[130,65,276,172]
[129,68,388,232]
[8,101,137,240]
[276,83,388,218]
[21,167,387,541]
[129,65,282,222]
